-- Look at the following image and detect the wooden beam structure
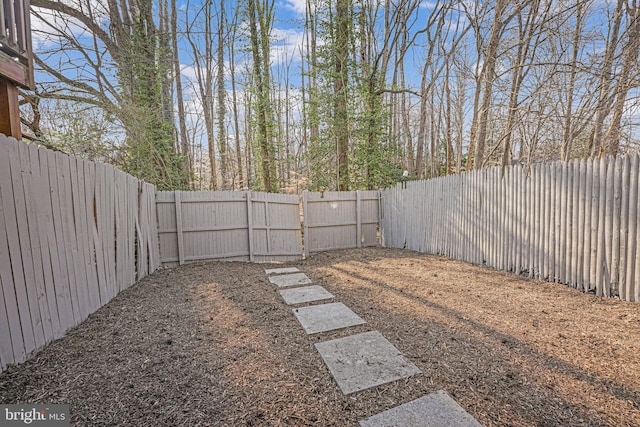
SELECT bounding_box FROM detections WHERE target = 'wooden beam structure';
[0,79,21,139]
[0,0,34,139]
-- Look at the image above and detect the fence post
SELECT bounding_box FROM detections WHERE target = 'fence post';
[378,190,383,247]
[247,192,254,262]
[175,191,184,265]
[356,190,361,248]
[302,191,309,259]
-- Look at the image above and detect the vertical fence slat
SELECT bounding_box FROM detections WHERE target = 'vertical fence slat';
[604,157,616,296]
[69,157,91,319]
[619,156,631,300]
[560,162,569,285]
[11,140,44,349]
[553,163,561,282]
[174,191,184,265]
[570,161,580,289]
[35,147,62,339]
[630,154,640,302]
[20,143,53,342]
[356,191,362,248]
[247,192,254,262]
[611,156,621,295]
[0,139,27,363]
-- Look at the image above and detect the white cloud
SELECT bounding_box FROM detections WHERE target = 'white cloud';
[270,27,306,65]
[281,0,309,17]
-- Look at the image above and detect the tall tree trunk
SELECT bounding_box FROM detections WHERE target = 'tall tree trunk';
[228,17,244,189]
[334,0,350,190]
[604,0,640,155]
[501,1,544,169]
[171,0,191,179]
[561,1,583,161]
[217,0,228,189]
[588,0,624,157]
[444,58,453,174]
[248,0,277,191]
[473,0,508,169]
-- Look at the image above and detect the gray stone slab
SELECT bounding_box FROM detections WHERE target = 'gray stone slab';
[268,272,312,287]
[279,285,334,305]
[359,390,483,427]
[315,331,421,395]
[265,267,301,275]
[293,302,365,334]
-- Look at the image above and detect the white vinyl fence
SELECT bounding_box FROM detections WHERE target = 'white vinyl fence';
[381,155,640,302]
[0,134,159,371]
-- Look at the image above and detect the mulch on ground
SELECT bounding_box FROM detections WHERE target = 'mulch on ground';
[1,247,639,426]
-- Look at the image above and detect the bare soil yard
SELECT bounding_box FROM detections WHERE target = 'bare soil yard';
[1,247,639,426]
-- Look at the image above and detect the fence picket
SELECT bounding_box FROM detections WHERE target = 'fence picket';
[631,154,640,301]
[10,140,44,349]
[0,140,27,363]
[35,147,62,338]
[619,156,631,300]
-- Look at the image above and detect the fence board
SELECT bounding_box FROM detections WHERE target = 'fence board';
[20,143,53,342]
[631,154,640,302]
[92,163,108,305]
[612,157,623,296]
[0,140,26,364]
[46,150,75,328]
[8,139,42,350]
[619,156,631,300]
[82,159,101,311]
[35,146,62,338]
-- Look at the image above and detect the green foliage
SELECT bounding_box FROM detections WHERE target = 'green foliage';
[114,9,191,190]
[350,83,400,190]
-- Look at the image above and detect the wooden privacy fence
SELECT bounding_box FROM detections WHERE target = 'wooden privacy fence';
[157,190,381,265]
[0,134,160,372]
[302,191,380,257]
[157,191,302,265]
[381,155,640,302]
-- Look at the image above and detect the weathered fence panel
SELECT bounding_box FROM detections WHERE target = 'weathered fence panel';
[157,191,301,265]
[0,134,159,372]
[302,190,380,256]
[381,155,640,302]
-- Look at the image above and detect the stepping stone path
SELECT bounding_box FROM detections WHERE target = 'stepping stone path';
[268,272,312,287]
[265,267,301,275]
[315,330,421,394]
[264,266,484,426]
[292,302,366,334]
[359,390,484,427]
[279,285,334,305]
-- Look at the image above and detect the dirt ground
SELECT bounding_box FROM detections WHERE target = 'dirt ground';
[1,247,639,426]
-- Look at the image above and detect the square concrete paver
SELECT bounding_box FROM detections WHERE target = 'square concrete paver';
[265,267,300,275]
[359,390,483,427]
[279,285,334,305]
[292,302,365,334]
[315,331,421,395]
[268,272,312,287]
